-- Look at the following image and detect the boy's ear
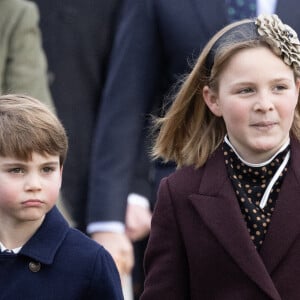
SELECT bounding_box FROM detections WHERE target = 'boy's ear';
[59,165,63,186]
[202,85,222,117]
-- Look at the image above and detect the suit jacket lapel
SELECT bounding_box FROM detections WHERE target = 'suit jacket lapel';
[189,147,281,300]
[260,139,300,274]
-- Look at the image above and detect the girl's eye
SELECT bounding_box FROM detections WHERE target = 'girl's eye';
[238,87,254,94]
[274,85,287,91]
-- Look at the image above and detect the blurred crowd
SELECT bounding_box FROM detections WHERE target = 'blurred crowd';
[3,0,300,299]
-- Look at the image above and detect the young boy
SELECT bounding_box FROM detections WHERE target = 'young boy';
[0,94,123,299]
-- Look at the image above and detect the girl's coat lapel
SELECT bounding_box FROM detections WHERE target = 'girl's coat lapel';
[259,141,300,273]
[188,142,300,300]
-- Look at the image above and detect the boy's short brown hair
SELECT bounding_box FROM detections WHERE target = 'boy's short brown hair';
[0,94,68,165]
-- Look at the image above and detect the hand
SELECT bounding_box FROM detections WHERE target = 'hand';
[125,203,152,242]
[91,231,134,277]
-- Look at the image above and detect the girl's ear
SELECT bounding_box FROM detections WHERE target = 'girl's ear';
[296,78,300,94]
[202,86,222,117]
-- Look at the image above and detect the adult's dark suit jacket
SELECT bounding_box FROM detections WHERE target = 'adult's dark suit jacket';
[141,138,300,299]
[32,0,122,230]
[88,0,300,225]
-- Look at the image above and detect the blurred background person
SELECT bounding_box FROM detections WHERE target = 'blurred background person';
[87,0,300,298]
[31,0,123,231]
[0,0,52,108]
[31,0,132,297]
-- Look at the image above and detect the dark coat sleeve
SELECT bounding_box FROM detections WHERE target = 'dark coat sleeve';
[87,0,163,223]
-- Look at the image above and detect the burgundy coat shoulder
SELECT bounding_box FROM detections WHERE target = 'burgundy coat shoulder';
[142,138,300,300]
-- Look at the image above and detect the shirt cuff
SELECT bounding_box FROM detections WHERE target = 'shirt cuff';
[86,221,125,234]
[127,193,150,209]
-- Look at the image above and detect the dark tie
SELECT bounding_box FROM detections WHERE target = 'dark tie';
[226,0,257,23]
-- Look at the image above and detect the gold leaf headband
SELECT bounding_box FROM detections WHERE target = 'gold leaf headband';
[206,14,300,74]
[256,14,300,69]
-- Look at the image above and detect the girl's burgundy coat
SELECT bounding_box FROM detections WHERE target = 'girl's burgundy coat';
[142,138,300,299]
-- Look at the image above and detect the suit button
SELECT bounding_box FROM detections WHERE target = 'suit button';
[29,261,41,272]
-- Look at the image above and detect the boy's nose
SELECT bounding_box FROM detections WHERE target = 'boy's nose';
[24,174,42,191]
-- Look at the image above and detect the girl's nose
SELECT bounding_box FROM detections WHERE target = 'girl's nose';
[253,92,274,112]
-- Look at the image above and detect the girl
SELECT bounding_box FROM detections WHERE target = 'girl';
[141,15,300,299]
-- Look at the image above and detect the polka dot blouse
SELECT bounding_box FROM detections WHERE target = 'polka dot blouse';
[223,138,290,251]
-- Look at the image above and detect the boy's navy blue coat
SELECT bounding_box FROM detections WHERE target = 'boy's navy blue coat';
[0,207,123,300]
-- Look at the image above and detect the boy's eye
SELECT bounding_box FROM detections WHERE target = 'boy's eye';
[9,168,24,174]
[42,166,54,173]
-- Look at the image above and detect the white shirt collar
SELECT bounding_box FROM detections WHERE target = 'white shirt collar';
[0,241,22,254]
[257,0,277,15]
[224,135,290,167]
